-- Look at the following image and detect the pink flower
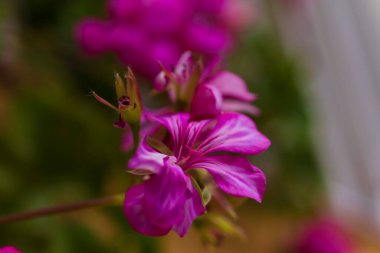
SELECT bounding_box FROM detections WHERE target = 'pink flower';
[155,51,259,120]
[124,112,270,236]
[295,218,353,253]
[0,246,22,253]
[75,0,255,78]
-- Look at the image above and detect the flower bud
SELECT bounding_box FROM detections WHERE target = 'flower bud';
[92,68,142,128]
[116,68,142,125]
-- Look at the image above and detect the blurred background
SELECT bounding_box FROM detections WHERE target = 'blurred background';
[0,0,379,252]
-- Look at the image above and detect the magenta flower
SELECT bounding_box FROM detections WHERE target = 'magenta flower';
[155,51,259,120]
[0,246,22,253]
[123,112,270,236]
[295,218,353,253]
[75,0,255,78]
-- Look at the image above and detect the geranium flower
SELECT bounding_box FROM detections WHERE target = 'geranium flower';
[0,246,22,253]
[75,0,255,78]
[155,51,259,120]
[124,112,270,236]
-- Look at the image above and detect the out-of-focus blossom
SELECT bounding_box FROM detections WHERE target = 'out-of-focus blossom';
[155,51,259,120]
[0,246,22,253]
[124,112,270,236]
[294,218,354,253]
[75,0,255,78]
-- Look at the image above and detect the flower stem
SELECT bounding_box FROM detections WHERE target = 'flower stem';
[131,122,140,153]
[0,193,124,225]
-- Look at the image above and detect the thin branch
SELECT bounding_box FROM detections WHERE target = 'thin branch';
[0,193,124,225]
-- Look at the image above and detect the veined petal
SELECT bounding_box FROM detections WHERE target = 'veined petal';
[128,139,167,175]
[124,184,171,236]
[205,71,256,102]
[191,155,266,202]
[198,113,270,155]
[152,113,210,155]
[185,118,211,150]
[173,176,206,237]
[144,157,188,227]
[190,85,223,120]
[151,113,189,154]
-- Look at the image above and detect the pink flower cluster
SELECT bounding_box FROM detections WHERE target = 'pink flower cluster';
[93,50,269,237]
[75,0,255,78]
[98,52,270,237]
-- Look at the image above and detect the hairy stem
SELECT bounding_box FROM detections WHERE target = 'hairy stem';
[0,193,124,225]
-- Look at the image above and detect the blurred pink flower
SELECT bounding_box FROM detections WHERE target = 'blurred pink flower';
[0,246,22,253]
[75,0,255,78]
[295,218,353,253]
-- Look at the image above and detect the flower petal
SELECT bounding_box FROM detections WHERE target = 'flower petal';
[128,139,167,175]
[190,85,223,120]
[173,177,206,237]
[124,184,171,236]
[152,113,211,156]
[143,157,188,227]
[198,113,270,155]
[191,155,266,202]
[150,113,189,154]
[205,71,256,102]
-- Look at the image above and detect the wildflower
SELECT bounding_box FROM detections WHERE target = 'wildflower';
[124,112,270,236]
[75,0,255,78]
[0,246,22,253]
[155,51,259,120]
